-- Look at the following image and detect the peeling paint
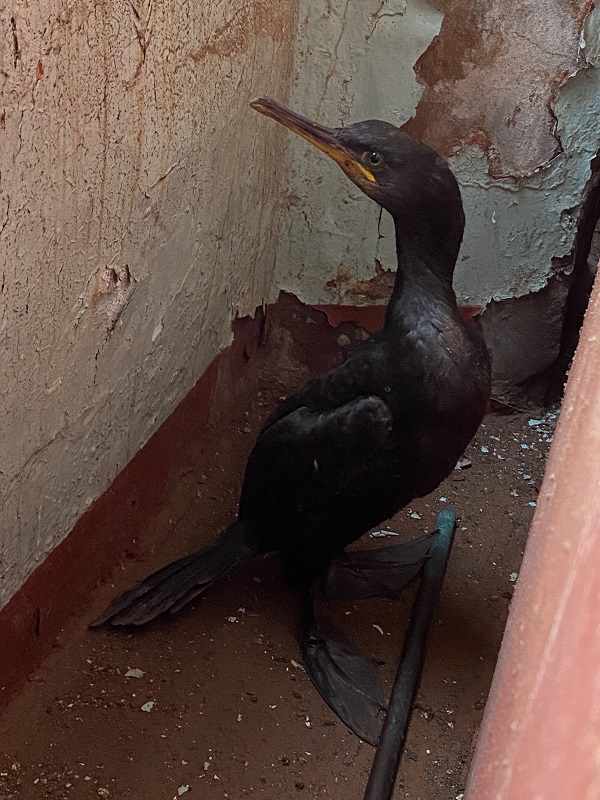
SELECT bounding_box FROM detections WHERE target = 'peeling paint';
[405,0,593,178]
[320,262,399,305]
[272,0,600,394]
[455,10,600,306]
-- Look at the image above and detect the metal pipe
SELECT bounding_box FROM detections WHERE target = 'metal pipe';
[364,508,456,800]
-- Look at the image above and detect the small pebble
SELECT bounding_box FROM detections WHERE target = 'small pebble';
[125,668,145,679]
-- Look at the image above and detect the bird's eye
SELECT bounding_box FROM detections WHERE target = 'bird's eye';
[364,151,385,168]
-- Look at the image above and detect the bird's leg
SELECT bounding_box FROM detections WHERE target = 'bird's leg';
[300,587,386,745]
[324,531,437,601]
[301,527,442,744]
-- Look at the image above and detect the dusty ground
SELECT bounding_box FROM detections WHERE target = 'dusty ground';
[0,396,557,800]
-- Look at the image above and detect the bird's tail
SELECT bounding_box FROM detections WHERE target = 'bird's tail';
[90,521,256,627]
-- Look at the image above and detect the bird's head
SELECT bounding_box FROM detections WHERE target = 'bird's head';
[251,97,464,272]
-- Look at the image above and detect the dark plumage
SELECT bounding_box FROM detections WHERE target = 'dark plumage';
[92,98,490,739]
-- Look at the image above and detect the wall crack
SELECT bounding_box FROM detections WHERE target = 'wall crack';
[317,0,351,112]
[124,0,153,88]
[366,4,406,43]
[10,17,20,69]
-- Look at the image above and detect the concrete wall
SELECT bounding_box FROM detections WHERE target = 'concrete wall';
[0,0,298,609]
[273,0,600,399]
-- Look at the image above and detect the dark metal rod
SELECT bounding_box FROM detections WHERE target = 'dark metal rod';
[363,508,457,800]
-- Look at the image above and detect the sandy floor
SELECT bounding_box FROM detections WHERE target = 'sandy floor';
[0,399,557,800]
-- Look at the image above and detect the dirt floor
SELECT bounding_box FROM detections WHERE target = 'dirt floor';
[0,395,557,800]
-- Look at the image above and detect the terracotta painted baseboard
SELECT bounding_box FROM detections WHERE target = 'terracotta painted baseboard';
[0,295,381,711]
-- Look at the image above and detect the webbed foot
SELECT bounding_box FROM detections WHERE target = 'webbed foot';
[301,593,386,745]
[324,532,437,601]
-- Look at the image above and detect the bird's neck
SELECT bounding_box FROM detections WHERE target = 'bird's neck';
[384,225,459,330]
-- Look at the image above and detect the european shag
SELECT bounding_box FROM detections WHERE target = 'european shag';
[92,98,491,743]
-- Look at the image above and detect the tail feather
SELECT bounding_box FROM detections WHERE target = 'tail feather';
[90,521,255,627]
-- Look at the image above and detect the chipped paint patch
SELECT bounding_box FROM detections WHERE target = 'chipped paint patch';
[405,0,593,178]
[454,9,600,306]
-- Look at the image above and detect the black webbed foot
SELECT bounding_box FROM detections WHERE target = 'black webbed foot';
[301,531,438,744]
[324,532,437,601]
[301,592,386,745]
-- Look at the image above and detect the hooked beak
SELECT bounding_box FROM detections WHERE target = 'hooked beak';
[250,96,376,184]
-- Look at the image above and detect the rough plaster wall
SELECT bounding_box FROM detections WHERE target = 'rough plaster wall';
[0,0,299,609]
[273,1,600,389]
